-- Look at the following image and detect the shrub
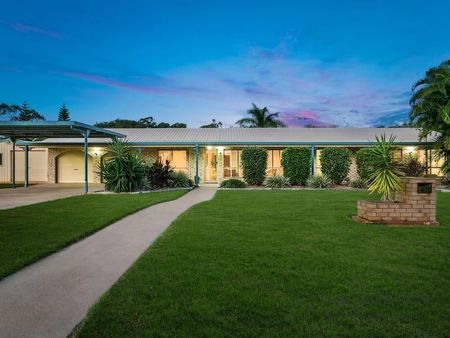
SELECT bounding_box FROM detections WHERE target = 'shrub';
[146,159,173,189]
[169,171,193,188]
[319,148,352,184]
[220,179,246,188]
[356,148,376,182]
[100,138,147,192]
[349,178,367,189]
[307,174,333,188]
[398,155,426,177]
[280,147,311,185]
[241,147,267,185]
[367,134,404,201]
[264,175,291,188]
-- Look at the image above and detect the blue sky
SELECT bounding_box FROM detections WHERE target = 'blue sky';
[1,0,449,127]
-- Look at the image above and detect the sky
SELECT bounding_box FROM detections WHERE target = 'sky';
[1,0,449,127]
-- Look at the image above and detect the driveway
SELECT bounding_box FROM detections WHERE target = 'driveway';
[0,183,105,209]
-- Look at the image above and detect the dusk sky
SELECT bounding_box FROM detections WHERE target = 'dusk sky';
[1,0,449,127]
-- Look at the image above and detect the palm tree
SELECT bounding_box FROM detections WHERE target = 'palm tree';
[236,103,286,128]
[410,60,450,174]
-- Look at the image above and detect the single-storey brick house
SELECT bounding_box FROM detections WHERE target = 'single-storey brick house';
[0,127,445,184]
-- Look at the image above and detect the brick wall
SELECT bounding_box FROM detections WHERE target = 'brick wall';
[356,177,438,225]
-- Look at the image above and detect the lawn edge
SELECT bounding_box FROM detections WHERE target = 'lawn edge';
[0,189,189,281]
[71,192,217,337]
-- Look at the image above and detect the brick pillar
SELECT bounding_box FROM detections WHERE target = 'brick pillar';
[47,148,66,183]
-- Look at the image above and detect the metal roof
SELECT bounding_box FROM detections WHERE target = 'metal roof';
[25,127,432,146]
[0,121,125,140]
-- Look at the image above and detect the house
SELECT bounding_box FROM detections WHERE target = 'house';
[0,127,445,184]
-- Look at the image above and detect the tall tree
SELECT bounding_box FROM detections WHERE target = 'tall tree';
[4,102,45,121]
[200,119,222,128]
[236,103,286,128]
[410,60,450,174]
[58,104,70,121]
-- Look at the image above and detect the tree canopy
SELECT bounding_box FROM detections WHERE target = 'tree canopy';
[200,119,222,128]
[410,59,450,173]
[236,103,286,128]
[58,104,70,121]
[95,116,187,128]
[0,102,45,121]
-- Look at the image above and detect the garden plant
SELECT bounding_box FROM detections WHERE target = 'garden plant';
[367,134,404,201]
[241,147,268,185]
[319,148,352,184]
[281,147,311,185]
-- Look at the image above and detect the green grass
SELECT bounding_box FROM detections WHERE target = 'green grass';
[0,190,187,280]
[76,190,450,337]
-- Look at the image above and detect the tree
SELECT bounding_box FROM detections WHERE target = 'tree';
[58,104,70,121]
[410,60,450,174]
[200,119,222,128]
[236,103,286,128]
[94,116,187,128]
[168,122,187,128]
[0,103,14,120]
[7,102,45,121]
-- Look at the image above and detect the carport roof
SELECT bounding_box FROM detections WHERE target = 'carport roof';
[0,121,125,140]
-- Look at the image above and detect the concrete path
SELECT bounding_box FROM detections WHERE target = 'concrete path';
[0,187,217,338]
[0,183,104,210]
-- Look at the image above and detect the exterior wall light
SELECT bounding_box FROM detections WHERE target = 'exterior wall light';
[404,146,417,155]
[217,146,224,154]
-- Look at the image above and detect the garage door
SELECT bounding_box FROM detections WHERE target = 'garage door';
[57,151,95,183]
[13,149,48,182]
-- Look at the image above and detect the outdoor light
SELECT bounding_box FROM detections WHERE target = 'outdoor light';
[404,146,417,155]
[217,146,224,154]
[92,147,101,156]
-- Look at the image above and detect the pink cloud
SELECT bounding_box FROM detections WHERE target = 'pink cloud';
[280,110,336,127]
[54,70,207,96]
[10,22,63,39]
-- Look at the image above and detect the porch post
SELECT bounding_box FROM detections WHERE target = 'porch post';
[310,145,315,176]
[11,138,16,188]
[83,130,91,194]
[194,144,200,186]
[24,145,29,187]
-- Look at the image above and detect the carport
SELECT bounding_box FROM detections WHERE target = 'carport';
[0,121,124,193]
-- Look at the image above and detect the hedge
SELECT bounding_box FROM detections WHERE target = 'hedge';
[355,148,376,182]
[319,148,352,184]
[241,147,267,185]
[280,147,311,185]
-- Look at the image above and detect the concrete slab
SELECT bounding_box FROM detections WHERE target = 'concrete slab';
[0,183,104,209]
[0,187,217,338]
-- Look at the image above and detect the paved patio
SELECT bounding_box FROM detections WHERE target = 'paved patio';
[0,186,217,338]
[0,183,104,209]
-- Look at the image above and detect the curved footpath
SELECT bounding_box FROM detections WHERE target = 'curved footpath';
[0,187,217,338]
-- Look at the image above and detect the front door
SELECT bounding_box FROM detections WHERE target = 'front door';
[205,149,217,182]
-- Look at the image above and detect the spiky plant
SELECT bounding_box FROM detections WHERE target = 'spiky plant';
[99,138,147,192]
[367,134,404,201]
[264,175,291,188]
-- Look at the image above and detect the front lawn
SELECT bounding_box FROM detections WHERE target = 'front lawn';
[0,190,187,279]
[76,190,450,337]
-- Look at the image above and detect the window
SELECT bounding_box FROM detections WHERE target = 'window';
[267,149,283,176]
[223,150,241,178]
[158,150,188,172]
[426,150,445,176]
